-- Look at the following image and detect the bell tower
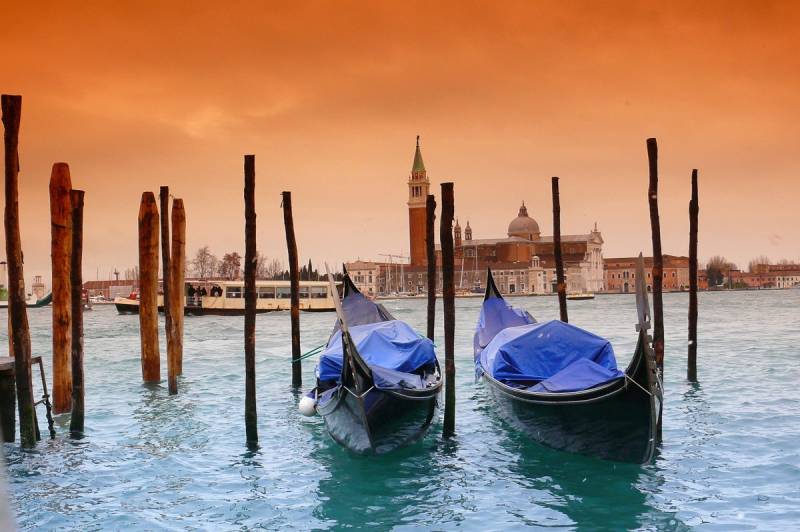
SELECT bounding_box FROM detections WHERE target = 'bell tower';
[408,135,430,266]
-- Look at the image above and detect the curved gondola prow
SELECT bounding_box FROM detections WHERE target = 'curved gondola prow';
[326,264,373,394]
[635,253,663,442]
[484,268,503,301]
[341,268,362,298]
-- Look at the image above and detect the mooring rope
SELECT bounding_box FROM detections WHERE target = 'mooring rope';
[291,343,326,363]
[624,373,653,397]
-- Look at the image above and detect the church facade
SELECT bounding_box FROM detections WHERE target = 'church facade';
[406,138,606,295]
[348,137,607,296]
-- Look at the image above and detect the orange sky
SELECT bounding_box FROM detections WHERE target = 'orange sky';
[2,1,799,284]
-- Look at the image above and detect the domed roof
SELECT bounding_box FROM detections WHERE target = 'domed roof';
[507,202,540,239]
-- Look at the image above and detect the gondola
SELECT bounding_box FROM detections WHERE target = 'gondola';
[474,256,662,463]
[305,268,441,454]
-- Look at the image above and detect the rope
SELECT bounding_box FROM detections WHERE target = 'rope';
[291,343,326,363]
[624,373,653,397]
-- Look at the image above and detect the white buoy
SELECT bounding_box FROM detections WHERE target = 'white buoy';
[298,395,317,417]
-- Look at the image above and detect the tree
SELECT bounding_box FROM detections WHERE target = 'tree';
[192,246,219,279]
[218,252,242,280]
[262,258,283,279]
[706,256,735,287]
[748,255,771,273]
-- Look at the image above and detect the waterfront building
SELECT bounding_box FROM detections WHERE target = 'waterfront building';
[401,137,605,294]
[730,264,800,289]
[604,255,692,293]
[352,137,607,297]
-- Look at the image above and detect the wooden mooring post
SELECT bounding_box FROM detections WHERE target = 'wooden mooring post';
[244,155,258,446]
[50,162,73,414]
[647,138,665,375]
[440,182,455,439]
[426,194,436,341]
[159,187,172,380]
[168,199,186,394]
[282,191,302,389]
[138,192,160,383]
[3,94,36,447]
[688,169,699,382]
[69,189,85,435]
[551,176,568,323]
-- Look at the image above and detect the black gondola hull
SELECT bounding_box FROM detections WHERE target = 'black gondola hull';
[480,338,660,464]
[317,386,439,455]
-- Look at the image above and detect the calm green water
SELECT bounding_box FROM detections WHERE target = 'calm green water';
[3,290,799,530]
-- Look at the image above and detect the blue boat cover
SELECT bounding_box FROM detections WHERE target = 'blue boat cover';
[318,320,436,388]
[330,290,395,338]
[478,320,623,391]
[528,358,623,393]
[473,297,536,356]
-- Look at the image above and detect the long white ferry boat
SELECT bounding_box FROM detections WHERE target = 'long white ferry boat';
[115,280,338,315]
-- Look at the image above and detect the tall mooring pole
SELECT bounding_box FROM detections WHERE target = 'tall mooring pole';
[168,199,186,394]
[69,189,85,435]
[138,192,161,383]
[3,94,36,447]
[647,138,665,376]
[50,162,73,413]
[282,191,302,389]
[688,169,699,382]
[244,155,258,447]
[425,194,437,342]
[552,176,568,323]
[440,183,456,439]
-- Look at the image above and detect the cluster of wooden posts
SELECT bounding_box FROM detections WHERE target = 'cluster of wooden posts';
[136,187,186,394]
[2,91,700,450]
[3,95,88,447]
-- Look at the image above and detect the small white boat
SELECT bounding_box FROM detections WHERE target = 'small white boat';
[566,292,595,301]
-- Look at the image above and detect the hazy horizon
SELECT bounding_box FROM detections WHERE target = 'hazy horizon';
[3,1,799,286]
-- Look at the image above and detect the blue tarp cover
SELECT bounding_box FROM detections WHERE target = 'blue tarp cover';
[473,297,536,356]
[330,291,395,337]
[529,358,623,393]
[318,320,436,388]
[479,320,623,392]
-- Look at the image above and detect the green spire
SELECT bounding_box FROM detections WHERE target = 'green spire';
[412,135,425,173]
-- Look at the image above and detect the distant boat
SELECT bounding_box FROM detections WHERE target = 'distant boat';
[307,272,441,454]
[114,280,338,315]
[473,263,662,463]
[567,292,595,301]
[0,292,52,309]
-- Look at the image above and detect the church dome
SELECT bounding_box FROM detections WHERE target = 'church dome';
[507,202,540,239]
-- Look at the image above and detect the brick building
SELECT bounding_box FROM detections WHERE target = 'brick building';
[351,137,606,296]
[605,255,692,293]
[730,264,800,289]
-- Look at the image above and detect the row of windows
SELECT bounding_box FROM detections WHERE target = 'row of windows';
[223,286,329,299]
[610,271,677,280]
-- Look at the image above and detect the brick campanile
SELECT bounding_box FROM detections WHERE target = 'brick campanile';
[408,135,430,266]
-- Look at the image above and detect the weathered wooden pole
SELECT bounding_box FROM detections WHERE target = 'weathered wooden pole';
[282,191,302,389]
[69,190,85,435]
[168,199,186,394]
[138,192,160,383]
[0,365,15,442]
[159,186,172,374]
[688,169,699,382]
[440,182,456,439]
[425,194,437,341]
[50,162,73,414]
[244,155,258,446]
[552,176,568,323]
[647,138,665,375]
[3,94,36,447]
